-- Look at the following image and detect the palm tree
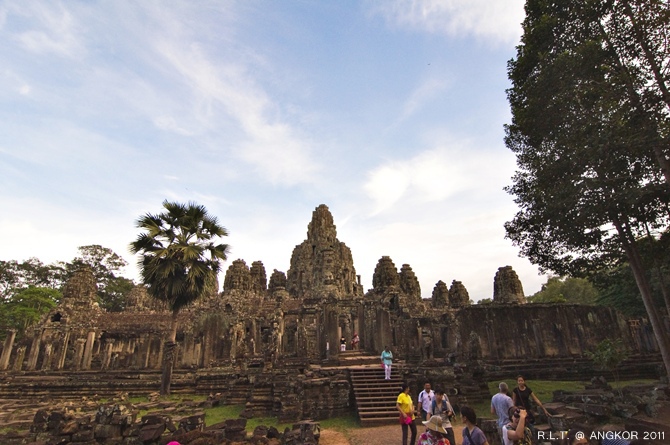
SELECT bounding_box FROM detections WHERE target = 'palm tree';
[130,201,229,395]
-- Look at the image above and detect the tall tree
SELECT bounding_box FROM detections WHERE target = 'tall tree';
[129,201,229,395]
[506,0,670,376]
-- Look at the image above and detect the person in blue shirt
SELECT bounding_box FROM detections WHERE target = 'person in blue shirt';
[381,346,393,380]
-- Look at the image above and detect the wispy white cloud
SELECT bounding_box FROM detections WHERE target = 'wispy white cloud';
[10,2,85,58]
[149,14,320,186]
[364,140,515,214]
[399,77,449,121]
[367,0,524,45]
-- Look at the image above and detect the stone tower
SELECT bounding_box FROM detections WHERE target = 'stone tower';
[56,266,103,318]
[286,205,363,299]
[493,266,525,304]
[448,280,470,308]
[431,280,449,308]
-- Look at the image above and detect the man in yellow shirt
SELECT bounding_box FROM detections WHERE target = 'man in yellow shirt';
[397,383,417,445]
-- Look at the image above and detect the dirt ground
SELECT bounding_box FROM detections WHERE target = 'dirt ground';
[320,423,464,445]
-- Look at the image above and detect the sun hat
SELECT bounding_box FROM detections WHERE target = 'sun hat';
[422,415,447,434]
[167,442,181,445]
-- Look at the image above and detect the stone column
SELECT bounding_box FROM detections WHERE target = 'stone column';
[142,337,152,369]
[0,330,17,370]
[194,342,202,367]
[41,344,53,371]
[156,339,164,370]
[101,339,115,370]
[74,338,86,370]
[26,329,42,371]
[56,330,71,370]
[82,330,96,370]
[13,346,26,371]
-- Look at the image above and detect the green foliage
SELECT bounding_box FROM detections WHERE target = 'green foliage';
[0,259,64,299]
[130,201,230,313]
[528,276,599,304]
[587,338,630,393]
[0,286,61,335]
[0,246,135,313]
[590,264,650,316]
[587,339,629,373]
[477,298,493,305]
[585,230,670,316]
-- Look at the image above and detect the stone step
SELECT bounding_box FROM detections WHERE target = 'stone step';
[349,360,404,427]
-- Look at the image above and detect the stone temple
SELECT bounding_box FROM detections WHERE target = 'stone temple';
[0,204,661,421]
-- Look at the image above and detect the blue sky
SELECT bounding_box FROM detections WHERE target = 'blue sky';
[0,0,546,301]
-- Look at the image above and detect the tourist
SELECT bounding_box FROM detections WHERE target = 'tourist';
[461,405,489,445]
[431,389,456,445]
[418,414,450,445]
[418,382,435,421]
[381,346,393,380]
[397,383,418,445]
[503,407,532,445]
[491,382,514,444]
[351,332,360,350]
[512,375,549,424]
[340,336,346,352]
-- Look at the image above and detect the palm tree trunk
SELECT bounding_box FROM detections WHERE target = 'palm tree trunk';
[160,309,179,396]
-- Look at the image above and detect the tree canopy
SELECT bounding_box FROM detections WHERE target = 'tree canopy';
[528,276,599,304]
[0,245,135,337]
[0,286,61,336]
[506,0,670,376]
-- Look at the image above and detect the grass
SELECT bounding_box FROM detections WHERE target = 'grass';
[317,413,360,431]
[204,404,244,426]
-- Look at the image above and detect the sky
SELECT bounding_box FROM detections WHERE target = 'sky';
[0,0,548,302]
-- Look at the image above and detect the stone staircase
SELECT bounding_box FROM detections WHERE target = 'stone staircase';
[349,364,403,426]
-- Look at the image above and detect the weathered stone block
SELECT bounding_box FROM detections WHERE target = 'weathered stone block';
[140,413,170,426]
[59,420,79,435]
[267,426,280,439]
[31,409,50,433]
[178,413,205,432]
[224,418,247,431]
[71,429,94,442]
[138,423,165,442]
[253,425,269,437]
[581,403,612,417]
[548,413,567,431]
[612,403,637,418]
[93,423,122,439]
[251,436,270,444]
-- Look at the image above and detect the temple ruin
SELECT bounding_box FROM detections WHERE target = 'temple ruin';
[0,204,662,421]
